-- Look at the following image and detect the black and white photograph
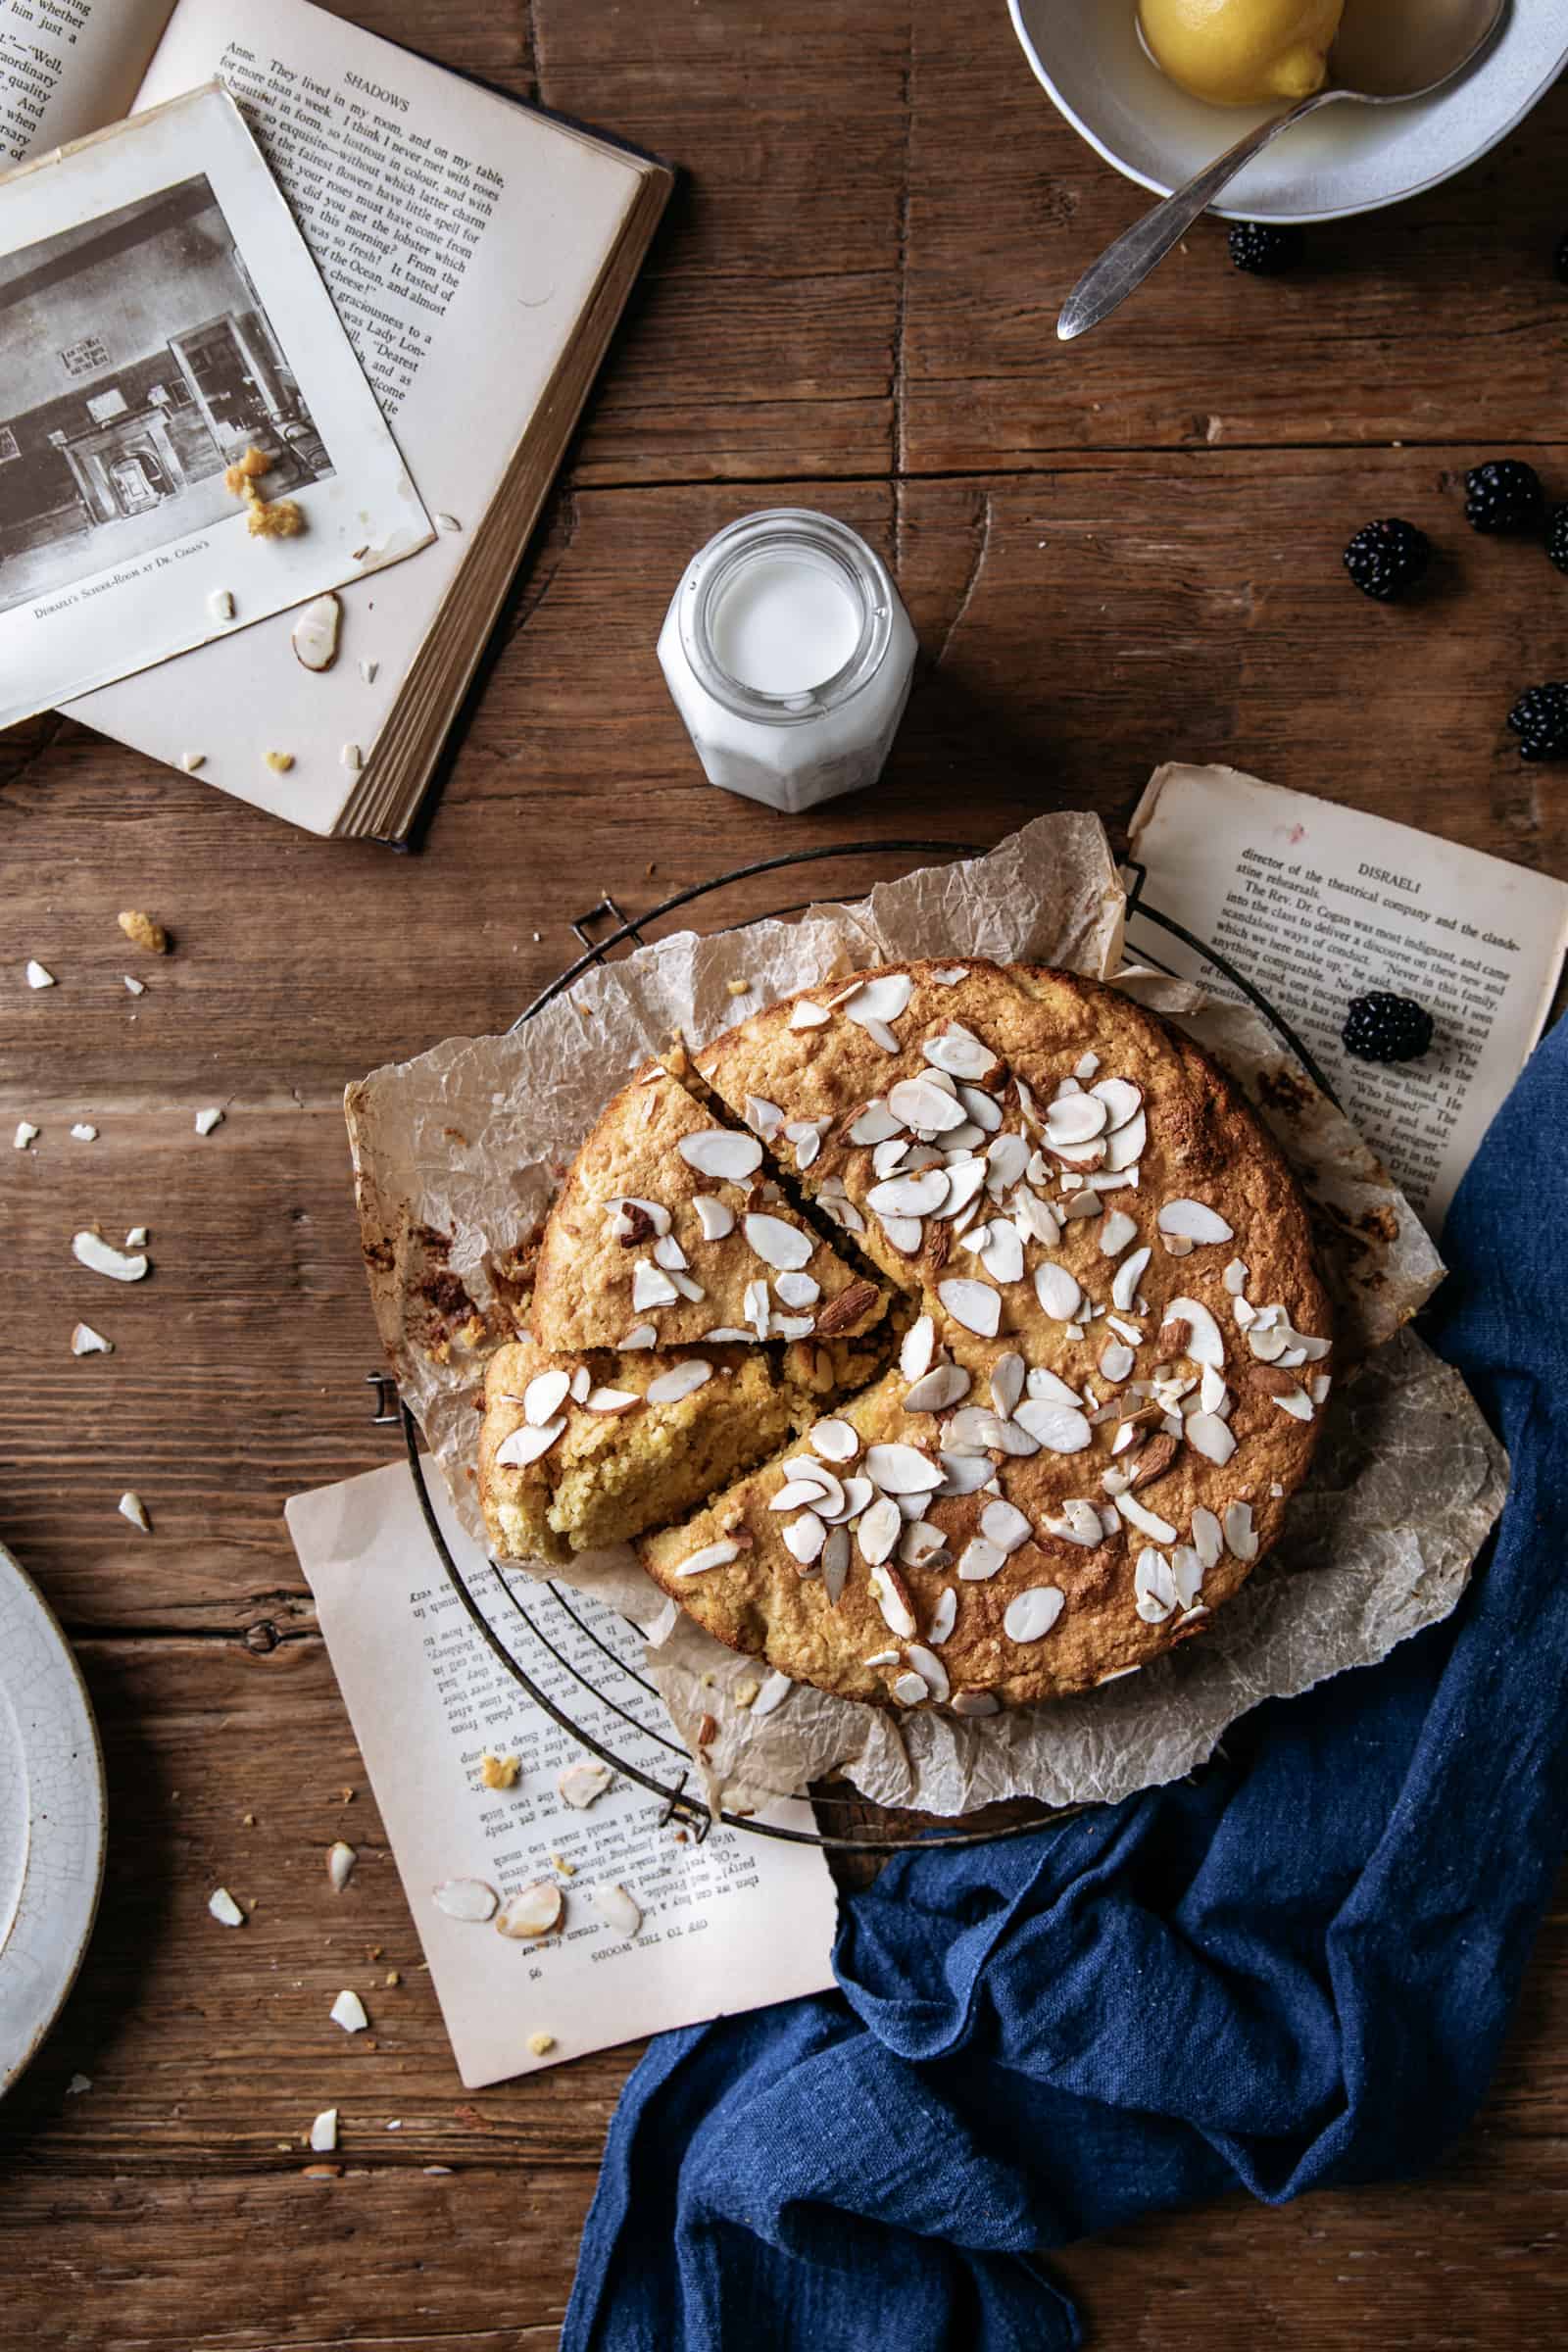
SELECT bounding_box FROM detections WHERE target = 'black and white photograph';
[0,173,333,619]
[0,80,429,733]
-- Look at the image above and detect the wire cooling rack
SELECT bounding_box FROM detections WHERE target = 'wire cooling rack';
[376,839,1336,1853]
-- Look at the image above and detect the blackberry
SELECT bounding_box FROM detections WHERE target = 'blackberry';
[1343,518,1430,601]
[1546,505,1568,575]
[1228,220,1304,275]
[1342,993,1435,1066]
[1507,681,1568,760]
[1463,459,1544,535]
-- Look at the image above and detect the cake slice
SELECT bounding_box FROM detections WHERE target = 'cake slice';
[479,1329,885,1566]
[530,1057,884,1354]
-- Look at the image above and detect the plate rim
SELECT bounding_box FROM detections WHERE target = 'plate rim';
[1006,0,1568,225]
[0,1543,107,2098]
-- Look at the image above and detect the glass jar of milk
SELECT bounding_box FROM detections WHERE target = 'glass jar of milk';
[658,509,917,813]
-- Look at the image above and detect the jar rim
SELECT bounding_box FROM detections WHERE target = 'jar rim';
[676,508,896,725]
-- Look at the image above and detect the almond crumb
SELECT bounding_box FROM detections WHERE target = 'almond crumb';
[734,1680,760,1709]
[550,1853,576,1878]
[384,1969,401,1986]
[265,752,295,774]
[726,978,751,997]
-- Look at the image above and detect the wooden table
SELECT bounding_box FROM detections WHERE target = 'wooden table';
[4,4,1566,2343]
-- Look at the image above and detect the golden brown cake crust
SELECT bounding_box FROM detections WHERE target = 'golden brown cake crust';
[530,1059,884,1353]
[632,957,1332,1713]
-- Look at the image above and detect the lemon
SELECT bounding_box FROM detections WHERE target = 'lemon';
[1139,0,1346,106]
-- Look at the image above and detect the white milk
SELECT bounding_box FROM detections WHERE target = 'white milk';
[658,509,917,814]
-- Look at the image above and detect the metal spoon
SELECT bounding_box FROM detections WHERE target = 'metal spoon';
[1057,0,1506,342]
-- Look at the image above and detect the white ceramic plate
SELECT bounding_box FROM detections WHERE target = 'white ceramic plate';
[1008,0,1568,222]
[0,1543,106,2096]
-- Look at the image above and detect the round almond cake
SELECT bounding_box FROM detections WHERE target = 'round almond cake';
[480,956,1333,1716]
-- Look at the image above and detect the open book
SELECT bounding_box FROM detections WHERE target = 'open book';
[2,0,670,837]
[1126,763,1568,1231]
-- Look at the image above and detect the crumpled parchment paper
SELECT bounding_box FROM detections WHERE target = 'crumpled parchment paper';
[346,813,1507,1817]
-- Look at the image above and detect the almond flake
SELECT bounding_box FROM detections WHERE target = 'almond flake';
[592,1884,643,1938]
[497,1882,564,1939]
[15,1120,39,1150]
[208,1886,245,1927]
[310,2110,339,2153]
[1099,1210,1138,1257]
[647,1360,713,1406]
[1011,1397,1092,1453]
[980,1224,1025,1284]
[843,972,913,1029]
[1042,1093,1108,1147]
[1043,1497,1104,1546]
[868,1167,950,1218]
[783,1511,827,1566]
[921,1024,999,1083]
[1110,1246,1151,1313]
[990,1352,1026,1417]
[1223,1258,1249,1295]
[693,1195,734,1241]
[432,1878,500,1923]
[821,1525,851,1602]
[1004,1586,1064,1642]
[119,1491,152,1532]
[291,593,342,671]
[744,1211,811,1272]
[494,1416,565,1469]
[980,1499,1031,1553]
[524,1368,571,1425]
[558,1761,614,1808]
[436,512,463,532]
[72,1323,112,1355]
[585,1387,641,1414]
[869,1562,918,1639]
[674,1539,741,1578]
[856,1495,904,1565]
[1099,1341,1135,1384]
[904,1363,971,1413]
[930,966,969,986]
[952,1690,1001,1717]
[745,1095,784,1138]
[789,1000,831,1029]
[678,1130,762,1182]
[341,743,364,770]
[1158,1199,1234,1246]
[937,1275,1001,1338]
[1135,1547,1178,1623]
[329,1989,368,2034]
[25,959,55,989]
[957,1537,1006,1583]
[617,1322,658,1350]
[865,1443,946,1494]
[1033,1263,1083,1322]
[193,1106,224,1137]
[1185,1411,1237,1465]
[327,1840,358,1892]
[927,1588,958,1645]
[1118,1492,1179,1544]
[810,1417,859,1463]
[1162,1296,1226,1369]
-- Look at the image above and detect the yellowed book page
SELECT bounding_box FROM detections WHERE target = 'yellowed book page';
[67,0,648,832]
[0,0,172,164]
[286,1462,840,2091]
[1126,761,1568,1232]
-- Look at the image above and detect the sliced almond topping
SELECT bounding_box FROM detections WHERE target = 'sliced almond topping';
[617,1322,658,1350]
[694,1194,734,1241]
[647,1360,713,1406]
[1089,1077,1143,1132]
[1110,1245,1151,1313]
[678,1130,762,1182]
[330,1989,368,2033]
[1223,1257,1249,1295]
[903,1362,971,1413]
[1102,1110,1147,1172]
[980,1224,1025,1284]
[926,1587,958,1645]
[631,1260,679,1311]
[1042,1093,1108,1147]
[952,1690,1001,1717]
[980,1498,1031,1553]
[1223,1501,1258,1561]
[1099,1209,1138,1258]
[524,1368,571,1426]
[937,1276,1001,1338]
[1162,1296,1225,1369]
[1116,1492,1179,1544]
[888,1074,968,1133]
[892,1670,929,1706]
[921,1024,999,1083]
[869,1562,918,1639]
[810,1417,860,1463]
[990,1352,1026,1418]
[1099,1340,1135,1384]
[1134,1547,1177,1623]
[291,593,342,671]
[744,1211,812,1272]
[857,1495,903,1565]
[900,1314,936,1382]
[864,1442,946,1494]
[1191,1507,1224,1568]
[1004,1586,1064,1642]
[585,1387,641,1415]
[1010,1397,1092,1454]
[1043,1497,1104,1546]
[868,1167,951,1218]
[899,1520,949,1570]
[673,1538,741,1578]
[208,1886,245,1927]
[848,1100,902,1146]
[789,1000,831,1029]
[957,1537,1005,1583]
[1158,1198,1235,1247]
[843,972,913,1029]
[1033,1262,1083,1322]
[495,1416,566,1469]
[783,1511,828,1566]
[821,1525,851,1603]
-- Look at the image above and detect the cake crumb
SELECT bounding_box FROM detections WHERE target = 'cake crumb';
[266,751,296,774]
[118,909,170,955]
[527,2031,556,2057]
[479,1753,520,1790]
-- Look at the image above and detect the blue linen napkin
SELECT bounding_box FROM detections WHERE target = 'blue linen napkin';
[564,1016,1568,2352]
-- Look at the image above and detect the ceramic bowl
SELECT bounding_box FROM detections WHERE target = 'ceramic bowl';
[1007,0,1568,222]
